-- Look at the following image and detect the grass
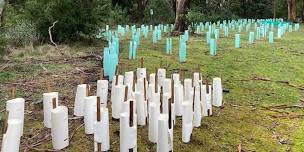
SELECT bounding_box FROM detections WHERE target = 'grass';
[0,24,303,151]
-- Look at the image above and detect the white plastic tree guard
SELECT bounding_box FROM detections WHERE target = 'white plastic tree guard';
[135,91,147,126]
[124,71,134,100]
[157,114,169,152]
[212,77,223,107]
[84,96,97,134]
[51,106,69,150]
[148,102,160,143]
[174,83,184,116]
[147,83,154,102]
[96,80,108,107]
[193,86,202,127]
[74,84,89,116]
[201,85,208,117]
[43,92,58,128]
[162,93,170,114]
[163,78,172,98]
[120,101,137,152]
[94,107,110,151]
[182,101,193,143]
[111,84,125,119]
[206,84,213,116]
[149,73,156,85]
[157,68,166,87]
[1,119,23,152]
[135,78,145,95]
[112,75,124,87]
[184,79,193,101]
[169,101,174,151]
[172,73,180,85]
[192,73,200,87]
[136,68,146,80]
[6,98,25,135]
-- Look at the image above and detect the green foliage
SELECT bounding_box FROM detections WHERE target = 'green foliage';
[0,37,6,58]
[1,4,39,46]
[191,0,273,21]
[109,5,129,26]
[23,0,111,42]
[186,8,238,24]
[144,0,175,24]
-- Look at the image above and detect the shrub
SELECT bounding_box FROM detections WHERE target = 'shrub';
[23,0,112,42]
[0,37,6,58]
[144,0,175,24]
[4,20,39,46]
[109,5,129,26]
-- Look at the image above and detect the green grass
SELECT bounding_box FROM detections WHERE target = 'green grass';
[0,25,303,151]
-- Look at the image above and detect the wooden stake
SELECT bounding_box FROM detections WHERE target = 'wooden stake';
[2,111,8,135]
[115,75,119,86]
[52,97,57,109]
[206,80,209,94]
[171,76,174,103]
[129,100,134,127]
[133,72,136,92]
[100,68,104,80]
[96,96,102,151]
[193,86,196,111]
[144,78,147,101]
[115,65,119,76]
[124,86,128,102]
[86,84,90,96]
[46,78,52,93]
[197,64,201,81]
[192,73,194,86]
[160,61,163,68]
[199,82,202,101]
[182,70,186,83]
[155,68,158,93]
[168,98,172,129]
[141,57,144,68]
[160,87,163,114]
[97,143,102,152]
[97,96,101,122]
[11,86,16,99]
[80,73,85,84]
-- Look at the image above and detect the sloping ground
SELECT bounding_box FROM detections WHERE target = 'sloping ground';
[0,26,303,151]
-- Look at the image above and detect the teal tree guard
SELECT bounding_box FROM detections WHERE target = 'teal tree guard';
[235,34,241,48]
[209,38,216,56]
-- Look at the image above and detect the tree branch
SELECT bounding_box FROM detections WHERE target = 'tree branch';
[48,20,58,48]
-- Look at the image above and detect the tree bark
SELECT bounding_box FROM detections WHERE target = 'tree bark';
[273,0,276,19]
[302,0,304,21]
[172,0,191,35]
[136,0,148,22]
[0,0,7,27]
[287,0,297,22]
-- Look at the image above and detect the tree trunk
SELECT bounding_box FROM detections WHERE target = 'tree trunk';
[302,0,304,21]
[273,0,276,19]
[135,0,147,22]
[172,0,191,35]
[170,0,177,16]
[287,0,297,22]
[0,0,7,27]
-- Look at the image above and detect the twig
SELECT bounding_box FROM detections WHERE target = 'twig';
[230,76,304,91]
[264,104,304,109]
[271,114,304,119]
[49,20,58,48]
[25,143,56,152]
[0,63,9,72]
[39,63,48,72]
[69,123,85,142]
